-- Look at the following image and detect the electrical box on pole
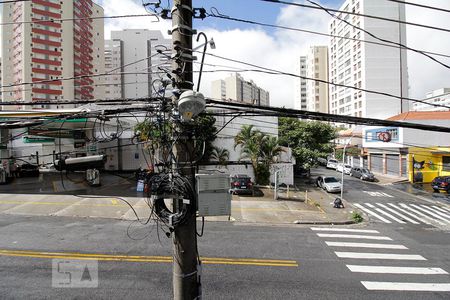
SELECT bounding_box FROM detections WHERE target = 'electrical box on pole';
[196,174,231,216]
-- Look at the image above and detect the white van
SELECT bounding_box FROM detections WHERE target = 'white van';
[326,159,339,169]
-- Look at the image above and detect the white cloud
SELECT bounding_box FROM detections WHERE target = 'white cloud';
[97,0,450,107]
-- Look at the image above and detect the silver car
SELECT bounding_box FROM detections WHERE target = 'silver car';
[317,176,342,193]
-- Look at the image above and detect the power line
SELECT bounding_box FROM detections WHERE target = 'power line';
[0,14,159,27]
[306,0,450,70]
[387,0,450,13]
[207,13,450,59]
[206,99,450,133]
[259,0,450,33]
[200,51,450,110]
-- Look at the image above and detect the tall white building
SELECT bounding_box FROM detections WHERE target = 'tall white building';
[1,0,105,109]
[294,56,307,110]
[104,40,124,100]
[109,29,171,99]
[211,73,270,106]
[329,0,408,121]
[305,46,329,113]
[412,88,450,111]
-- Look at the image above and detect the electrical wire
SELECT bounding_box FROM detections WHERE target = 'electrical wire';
[386,0,450,13]
[259,0,450,33]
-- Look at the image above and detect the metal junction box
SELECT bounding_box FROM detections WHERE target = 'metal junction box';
[196,174,231,216]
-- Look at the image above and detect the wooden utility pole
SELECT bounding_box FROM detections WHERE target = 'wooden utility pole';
[171,1,200,299]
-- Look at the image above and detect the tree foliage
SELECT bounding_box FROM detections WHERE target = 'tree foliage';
[234,125,284,185]
[278,117,336,168]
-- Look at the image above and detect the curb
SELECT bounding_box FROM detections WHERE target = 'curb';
[293,220,356,225]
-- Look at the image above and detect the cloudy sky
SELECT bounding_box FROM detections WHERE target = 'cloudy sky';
[27,0,450,108]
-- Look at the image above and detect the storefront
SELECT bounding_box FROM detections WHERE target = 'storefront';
[408,147,450,183]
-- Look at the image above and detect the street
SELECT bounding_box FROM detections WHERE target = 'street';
[0,214,449,299]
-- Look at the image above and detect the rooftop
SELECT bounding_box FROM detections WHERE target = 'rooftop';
[388,111,450,121]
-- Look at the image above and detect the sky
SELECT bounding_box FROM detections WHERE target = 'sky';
[5,0,449,108]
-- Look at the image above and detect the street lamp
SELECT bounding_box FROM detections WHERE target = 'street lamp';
[340,137,352,202]
[195,32,216,92]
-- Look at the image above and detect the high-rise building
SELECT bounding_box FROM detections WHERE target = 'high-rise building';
[328,0,408,121]
[1,0,105,109]
[211,73,270,106]
[109,29,171,99]
[412,88,450,112]
[294,56,307,110]
[305,46,329,113]
[104,40,124,100]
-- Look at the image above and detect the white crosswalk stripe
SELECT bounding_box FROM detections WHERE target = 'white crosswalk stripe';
[347,265,448,275]
[409,204,450,224]
[420,205,450,221]
[313,227,450,292]
[432,205,450,213]
[353,203,392,223]
[439,206,450,213]
[400,204,447,225]
[375,203,420,224]
[316,233,392,240]
[311,227,379,233]
[372,207,406,224]
[335,252,426,260]
[325,241,407,249]
[387,203,432,224]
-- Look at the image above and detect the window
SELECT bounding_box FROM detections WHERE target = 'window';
[443,157,450,171]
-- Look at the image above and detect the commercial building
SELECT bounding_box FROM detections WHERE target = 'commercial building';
[108,29,171,99]
[305,46,329,113]
[294,56,307,110]
[361,111,450,181]
[412,88,450,112]
[328,0,409,121]
[211,73,270,106]
[1,0,105,109]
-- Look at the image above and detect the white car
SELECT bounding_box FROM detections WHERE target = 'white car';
[336,163,352,175]
[326,159,339,169]
[317,176,342,193]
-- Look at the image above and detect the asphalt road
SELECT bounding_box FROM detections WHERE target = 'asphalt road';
[0,215,449,299]
[313,167,450,231]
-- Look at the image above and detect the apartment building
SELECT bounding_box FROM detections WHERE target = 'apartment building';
[1,0,105,109]
[294,56,307,110]
[328,0,409,121]
[412,88,450,112]
[306,46,329,113]
[211,73,270,106]
[109,29,171,99]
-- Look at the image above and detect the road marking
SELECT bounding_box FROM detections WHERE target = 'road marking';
[111,199,119,205]
[363,191,394,197]
[375,203,420,224]
[311,228,379,233]
[399,203,445,225]
[432,206,450,213]
[354,203,392,223]
[325,242,407,249]
[409,204,450,224]
[387,203,431,224]
[439,206,450,213]
[365,203,375,208]
[347,265,448,274]
[361,282,450,291]
[335,252,426,260]
[316,233,392,240]
[373,207,406,224]
[0,200,142,208]
[0,249,298,267]
[420,205,450,221]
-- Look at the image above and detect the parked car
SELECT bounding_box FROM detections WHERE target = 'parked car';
[18,163,40,177]
[431,176,450,193]
[336,163,352,175]
[230,175,254,195]
[350,167,375,181]
[326,159,339,169]
[316,176,342,193]
[317,157,328,166]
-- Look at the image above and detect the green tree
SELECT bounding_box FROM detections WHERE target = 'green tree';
[234,125,284,185]
[210,146,230,166]
[278,117,336,168]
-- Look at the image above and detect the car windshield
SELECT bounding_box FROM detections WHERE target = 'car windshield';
[344,165,351,168]
[362,169,371,174]
[324,177,339,183]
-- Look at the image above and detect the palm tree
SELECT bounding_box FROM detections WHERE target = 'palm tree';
[210,146,230,166]
[261,135,285,165]
[234,125,261,150]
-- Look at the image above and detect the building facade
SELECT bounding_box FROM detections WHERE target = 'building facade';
[329,0,409,121]
[211,73,270,106]
[109,29,171,99]
[104,39,124,100]
[1,0,105,109]
[305,46,329,113]
[412,88,450,111]
[294,56,307,110]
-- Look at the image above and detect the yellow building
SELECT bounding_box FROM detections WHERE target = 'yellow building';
[408,147,450,183]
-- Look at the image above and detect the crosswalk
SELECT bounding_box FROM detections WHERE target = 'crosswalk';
[353,202,450,227]
[312,227,450,292]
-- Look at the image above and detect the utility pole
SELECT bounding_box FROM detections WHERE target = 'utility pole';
[171,1,200,299]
